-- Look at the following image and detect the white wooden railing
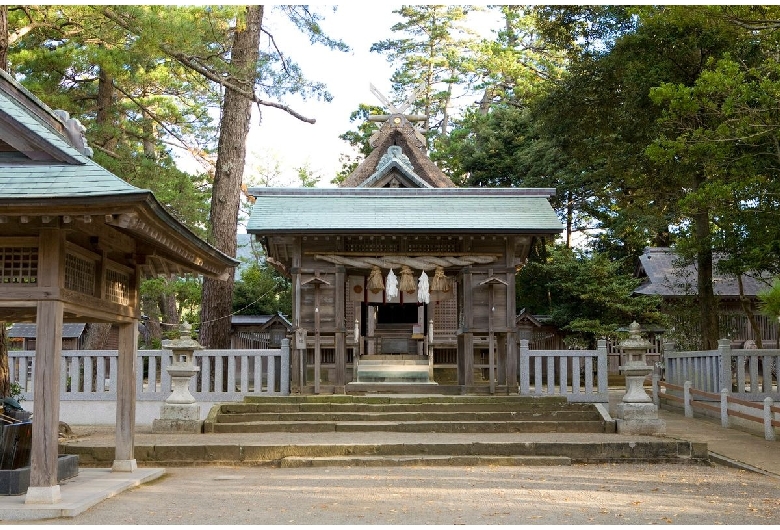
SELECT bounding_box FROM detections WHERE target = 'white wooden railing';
[518,339,609,403]
[9,339,290,402]
[665,339,779,400]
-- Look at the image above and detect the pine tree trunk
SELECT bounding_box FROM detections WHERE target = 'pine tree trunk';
[694,204,719,350]
[0,6,8,72]
[96,67,117,150]
[199,5,263,348]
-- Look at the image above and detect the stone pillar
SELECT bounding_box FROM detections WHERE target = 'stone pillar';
[26,300,64,504]
[615,322,666,435]
[152,323,203,434]
[113,321,138,472]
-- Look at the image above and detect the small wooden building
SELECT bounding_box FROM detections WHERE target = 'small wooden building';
[0,70,235,503]
[7,323,86,351]
[634,247,779,346]
[230,313,293,349]
[247,108,563,394]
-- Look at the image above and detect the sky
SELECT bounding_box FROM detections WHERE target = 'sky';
[239,4,501,189]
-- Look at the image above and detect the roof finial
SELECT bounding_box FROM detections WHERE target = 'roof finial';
[367,84,428,146]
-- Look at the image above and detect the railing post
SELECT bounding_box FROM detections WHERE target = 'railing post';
[597,339,608,396]
[718,338,732,393]
[281,339,290,395]
[721,388,729,428]
[652,374,659,406]
[765,397,776,442]
[519,339,530,395]
[663,341,675,384]
[684,380,693,418]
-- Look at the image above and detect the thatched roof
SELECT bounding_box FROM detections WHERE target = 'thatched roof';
[339,114,455,188]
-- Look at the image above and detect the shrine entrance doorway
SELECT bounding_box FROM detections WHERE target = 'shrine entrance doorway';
[356,300,434,384]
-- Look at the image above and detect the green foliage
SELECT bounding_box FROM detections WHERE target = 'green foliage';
[140,276,202,325]
[232,262,291,317]
[517,245,666,347]
[758,280,780,322]
[370,5,479,143]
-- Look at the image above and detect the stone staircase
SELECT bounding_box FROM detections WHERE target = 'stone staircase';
[60,396,710,468]
[203,395,613,435]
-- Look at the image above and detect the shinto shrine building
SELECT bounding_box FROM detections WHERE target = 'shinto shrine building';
[247,103,563,394]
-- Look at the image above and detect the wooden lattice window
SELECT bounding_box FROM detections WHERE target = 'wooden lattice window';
[433,282,458,333]
[344,238,400,253]
[106,269,130,305]
[0,246,38,284]
[407,241,458,253]
[65,253,95,295]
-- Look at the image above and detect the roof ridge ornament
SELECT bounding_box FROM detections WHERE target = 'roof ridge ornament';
[367,84,427,146]
[52,109,94,158]
[376,145,414,174]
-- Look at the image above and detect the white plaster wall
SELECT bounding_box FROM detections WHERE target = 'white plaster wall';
[22,400,223,426]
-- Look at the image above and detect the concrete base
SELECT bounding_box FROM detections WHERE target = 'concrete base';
[615,402,666,435]
[0,467,164,520]
[24,486,61,504]
[152,418,203,434]
[0,455,79,496]
[153,403,202,434]
[111,459,137,472]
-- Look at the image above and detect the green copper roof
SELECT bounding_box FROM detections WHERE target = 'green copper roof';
[246,188,563,234]
[0,76,145,199]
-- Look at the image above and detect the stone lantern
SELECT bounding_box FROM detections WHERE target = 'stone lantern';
[152,322,203,433]
[615,321,665,434]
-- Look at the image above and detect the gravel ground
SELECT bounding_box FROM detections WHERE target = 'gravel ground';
[15,463,780,525]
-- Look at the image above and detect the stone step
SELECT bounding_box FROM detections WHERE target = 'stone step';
[61,440,709,468]
[240,395,569,405]
[212,410,604,423]
[218,401,593,414]
[208,420,610,434]
[278,455,572,468]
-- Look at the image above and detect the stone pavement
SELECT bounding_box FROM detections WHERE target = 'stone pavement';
[0,392,777,521]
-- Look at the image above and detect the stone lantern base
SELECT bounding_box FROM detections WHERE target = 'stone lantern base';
[152,403,202,434]
[615,402,666,435]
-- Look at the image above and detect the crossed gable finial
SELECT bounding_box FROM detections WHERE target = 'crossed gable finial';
[367,84,427,146]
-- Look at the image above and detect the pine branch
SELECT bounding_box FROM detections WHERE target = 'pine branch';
[98,6,316,124]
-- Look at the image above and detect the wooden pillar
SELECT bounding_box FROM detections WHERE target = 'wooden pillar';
[314,282,321,394]
[488,279,495,394]
[334,266,346,389]
[291,267,302,392]
[113,320,138,472]
[505,237,518,388]
[25,300,63,504]
[457,268,474,388]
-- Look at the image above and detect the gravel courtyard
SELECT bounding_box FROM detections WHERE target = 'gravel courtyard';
[17,463,780,525]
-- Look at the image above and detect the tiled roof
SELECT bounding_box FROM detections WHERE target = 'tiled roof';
[634,247,772,297]
[246,188,563,234]
[8,323,86,339]
[0,80,144,198]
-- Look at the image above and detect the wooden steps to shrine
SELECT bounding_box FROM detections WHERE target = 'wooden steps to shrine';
[203,395,613,435]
